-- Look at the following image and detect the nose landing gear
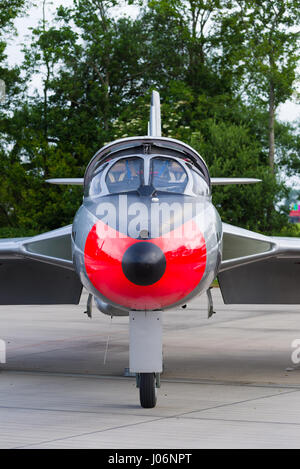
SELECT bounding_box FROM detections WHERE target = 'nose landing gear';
[129,311,162,408]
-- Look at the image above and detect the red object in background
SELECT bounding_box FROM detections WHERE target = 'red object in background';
[289,208,300,224]
[84,219,207,310]
[289,210,300,217]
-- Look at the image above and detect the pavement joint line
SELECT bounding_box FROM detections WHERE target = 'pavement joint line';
[5,337,128,358]
[2,291,300,448]
[2,402,300,429]
[0,389,298,419]
[214,326,300,332]
[171,389,300,419]
[7,343,128,360]
[3,333,123,352]
[180,308,300,318]
[13,415,168,449]
[4,389,300,449]
[0,370,135,382]
[0,404,177,418]
[162,313,280,330]
[176,415,300,427]
[1,370,300,390]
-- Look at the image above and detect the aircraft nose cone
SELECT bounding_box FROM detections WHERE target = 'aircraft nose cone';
[122,242,166,286]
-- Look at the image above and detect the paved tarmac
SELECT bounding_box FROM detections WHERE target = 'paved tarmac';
[0,288,300,448]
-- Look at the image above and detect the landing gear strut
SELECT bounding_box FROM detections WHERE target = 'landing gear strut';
[129,311,162,408]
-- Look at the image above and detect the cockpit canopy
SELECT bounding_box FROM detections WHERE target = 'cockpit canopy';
[87,155,210,198]
[106,158,142,194]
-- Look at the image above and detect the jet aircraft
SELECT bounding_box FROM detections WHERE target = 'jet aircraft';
[1,91,300,408]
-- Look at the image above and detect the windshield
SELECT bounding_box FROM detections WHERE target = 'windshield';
[87,163,107,197]
[106,158,143,194]
[87,155,209,198]
[189,167,210,196]
[151,158,188,194]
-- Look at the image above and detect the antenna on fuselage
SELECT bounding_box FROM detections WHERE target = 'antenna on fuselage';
[148,90,161,137]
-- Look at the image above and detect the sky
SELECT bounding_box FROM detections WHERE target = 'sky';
[5,0,300,124]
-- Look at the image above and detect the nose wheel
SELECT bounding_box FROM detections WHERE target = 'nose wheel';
[139,373,157,408]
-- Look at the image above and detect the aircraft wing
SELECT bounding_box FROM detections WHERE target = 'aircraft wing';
[0,225,82,305]
[218,223,300,304]
[211,178,261,185]
[46,178,84,185]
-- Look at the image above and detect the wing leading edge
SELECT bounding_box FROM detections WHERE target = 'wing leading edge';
[218,223,300,304]
[211,178,261,185]
[0,226,82,305]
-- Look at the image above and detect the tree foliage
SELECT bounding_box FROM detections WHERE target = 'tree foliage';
[219,0,300,171]
[0,0,299,236]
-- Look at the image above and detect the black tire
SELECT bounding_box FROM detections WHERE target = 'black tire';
[139,373,157,408]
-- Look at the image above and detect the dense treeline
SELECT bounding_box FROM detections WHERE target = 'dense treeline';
[0,0,299,236]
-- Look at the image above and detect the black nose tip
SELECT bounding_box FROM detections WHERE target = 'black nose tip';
[122,242,166,286]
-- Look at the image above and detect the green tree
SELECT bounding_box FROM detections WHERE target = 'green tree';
[189,120,290,234]
[0,0,298,237]
[1,0,149,231]
[0,0,27,100]
[0,0,28,232]
[219,0,300,172]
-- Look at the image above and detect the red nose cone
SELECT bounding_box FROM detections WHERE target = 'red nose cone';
[84,219,206,310]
